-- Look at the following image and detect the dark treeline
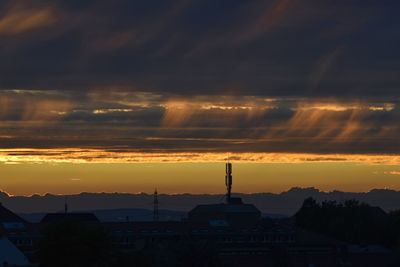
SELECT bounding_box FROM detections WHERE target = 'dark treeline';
[295,197,400,248]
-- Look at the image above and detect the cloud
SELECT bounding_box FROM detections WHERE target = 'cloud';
[22,99,72,121]
[310,47,345,90]
[161,95,278,127]
[369,104,395,112]
[92,109,133,114]
[0,91,72,125]
[0,90,398,155]
[262,99,399,152]
[0,148,399,165]
[234,0,295,44]
[161,99,198,127]
[0,1,60,36]
[0,0,398,98]
[82,0,193,54]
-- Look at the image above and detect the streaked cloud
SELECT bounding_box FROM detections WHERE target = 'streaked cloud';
[0,149,399,165]
[0,90,398,155]
[0,1,59,36]
[234,0,295,44]
[161,96,277,127]
[369,104,395,112]
[92,109,133,114]
[310,47,344,90]
[386,171,400,175]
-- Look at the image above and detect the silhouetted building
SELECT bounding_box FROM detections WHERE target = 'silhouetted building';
[0,198,393,267]
[0,202,26,227]
[0,203,40,262]
[0,236,30,266]
[189,203,261,225]
[41,213,99,224]
[188,163,261,225]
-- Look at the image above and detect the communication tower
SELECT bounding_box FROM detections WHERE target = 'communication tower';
[225,163,232,204]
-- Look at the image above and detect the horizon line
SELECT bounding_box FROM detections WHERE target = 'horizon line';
[1,186,399,198]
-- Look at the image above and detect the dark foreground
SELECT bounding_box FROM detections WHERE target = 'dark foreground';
[1,197,400,267]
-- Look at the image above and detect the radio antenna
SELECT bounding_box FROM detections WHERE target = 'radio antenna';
[225,163,232,204]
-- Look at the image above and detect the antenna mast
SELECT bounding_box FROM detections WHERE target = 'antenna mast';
[153,188,159,221]
[225,163,232,204]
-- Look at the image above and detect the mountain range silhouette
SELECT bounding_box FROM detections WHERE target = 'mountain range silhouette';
[1,187,400,218]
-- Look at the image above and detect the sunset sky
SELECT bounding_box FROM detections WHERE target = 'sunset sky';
[0,0,399,195]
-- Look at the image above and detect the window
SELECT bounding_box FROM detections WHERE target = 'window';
[2,222,24,229]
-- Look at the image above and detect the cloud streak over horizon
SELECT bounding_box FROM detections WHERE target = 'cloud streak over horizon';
[1,149,400,165]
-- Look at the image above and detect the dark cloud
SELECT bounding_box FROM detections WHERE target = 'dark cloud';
[0,90,398,154]
[0,0,398,97]
[0,1,399,156]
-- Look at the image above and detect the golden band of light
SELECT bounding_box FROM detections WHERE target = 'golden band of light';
[0,149,399,165]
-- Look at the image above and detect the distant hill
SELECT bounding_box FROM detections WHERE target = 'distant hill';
[18,208,187,223]
[18,208,287,223]
[2,187,400,216]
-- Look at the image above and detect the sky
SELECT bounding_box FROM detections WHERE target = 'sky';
[0,0,399,195]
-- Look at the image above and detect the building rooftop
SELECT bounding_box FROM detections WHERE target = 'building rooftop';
[40,213,100,224]
[190,203,260,214]
[188,202,261,225]
[0,203,26,224]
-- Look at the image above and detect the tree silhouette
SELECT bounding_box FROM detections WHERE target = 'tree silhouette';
[295,197,389,246]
